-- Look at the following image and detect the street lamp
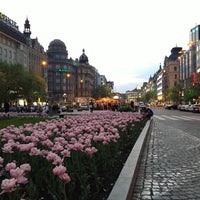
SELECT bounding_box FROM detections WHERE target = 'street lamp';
[40,60,48,105]
[65,73,71,106]
[41,60,48,85]
[80,79,83,97]
[66,73,71,78]
[41,60,47,67]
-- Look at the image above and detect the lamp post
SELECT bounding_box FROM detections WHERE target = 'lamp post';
[66,73,71,106]
[41,60,48,91]
[41,60,48,105]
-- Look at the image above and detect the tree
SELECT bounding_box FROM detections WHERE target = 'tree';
[183,74,200,103]
[0,62,46,104]
[141,90,156,103]
[22,70,47,103]
[168,84,182,104]
[93,85,112,99]
[183,84,200,103]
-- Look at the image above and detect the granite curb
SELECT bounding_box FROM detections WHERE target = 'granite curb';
[107,118,153,200]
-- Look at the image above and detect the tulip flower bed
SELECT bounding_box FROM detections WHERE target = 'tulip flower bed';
[0,111,146,200]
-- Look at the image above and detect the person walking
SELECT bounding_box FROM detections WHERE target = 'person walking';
[89,100,94,113]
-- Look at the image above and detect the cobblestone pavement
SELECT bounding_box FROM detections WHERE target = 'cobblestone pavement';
[131,117,200,200]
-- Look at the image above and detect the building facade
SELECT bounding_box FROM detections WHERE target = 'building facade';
[47,40,99,106]
[0,12,28,69]
[0,11,113,107]
[0,12,47,106]
[162,47,182,102]
[0,12,47,75]
[179,25,200,87]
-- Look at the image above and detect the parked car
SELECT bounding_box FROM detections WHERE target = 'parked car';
[190,104,200,113]
[80,104,89,110]
[61,105,67,112]
[179,104,190,111]
[189,104,195,112]
[165,104,178,110]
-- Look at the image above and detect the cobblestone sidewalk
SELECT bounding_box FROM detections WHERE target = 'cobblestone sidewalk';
[131,118,200,200]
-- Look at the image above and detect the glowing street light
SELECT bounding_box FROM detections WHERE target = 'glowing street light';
[66,73,71,78]
[41,60,47,67]
[41,60,48,93]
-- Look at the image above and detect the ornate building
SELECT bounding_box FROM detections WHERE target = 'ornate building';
[75,49,96,105]
[0,12,47,106]
[0,12,47,76]
[47,39,75,105]
[162,47,182,102]
[0,12,28,68]
[23,18,47,77]
[47,41,98,106]
[1,11,112,107]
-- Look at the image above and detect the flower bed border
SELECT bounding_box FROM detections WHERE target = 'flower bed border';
[107,118,153,200]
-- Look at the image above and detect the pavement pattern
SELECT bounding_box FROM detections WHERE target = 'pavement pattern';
[131,118,200,200]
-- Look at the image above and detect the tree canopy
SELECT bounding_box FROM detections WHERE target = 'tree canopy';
[0,62,46,104]
[93,85,113,99]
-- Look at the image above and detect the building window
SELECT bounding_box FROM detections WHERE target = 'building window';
[9,50,12,58]
[56,65,60,69]
[56,78,61,83]
[174,66,177,71]
[175,74,177,79]
[4,49,7,57]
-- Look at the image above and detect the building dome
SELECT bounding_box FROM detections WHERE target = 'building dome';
[47,39,68,60]
[79,49,89,64]
[48,39,67,52]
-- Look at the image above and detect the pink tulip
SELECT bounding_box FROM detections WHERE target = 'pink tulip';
[15,175,28,185]
[20,164,31,172]
[29,147,41,156]
[2,143,14,153]
[18,142,35,152]
[52,156,63,166]
[41,139,54,148]
[73,142,84,151]
[10,167,24,178]
[53,165,66,176]
[61,149,71,157]
[46,152,58,161]
[58,173,71,183]
[1,178,16,193]
[5,162,16,171]
[85,147,98,156]
[10,167,29,185]
[52,142,64,152]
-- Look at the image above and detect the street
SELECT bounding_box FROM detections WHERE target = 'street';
[131,107,200,200]
[153,108,200,139]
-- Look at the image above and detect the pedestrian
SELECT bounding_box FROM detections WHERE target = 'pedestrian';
[89,100,94,113]
[4,102,9,113]
[144,107,154,120]
[43,104,49,114]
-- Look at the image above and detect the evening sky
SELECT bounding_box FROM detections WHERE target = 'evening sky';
[1,0,200,93]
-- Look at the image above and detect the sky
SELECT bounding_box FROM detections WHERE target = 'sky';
[1,0,200,93]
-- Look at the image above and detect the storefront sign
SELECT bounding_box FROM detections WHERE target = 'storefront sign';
[58,69,72,73]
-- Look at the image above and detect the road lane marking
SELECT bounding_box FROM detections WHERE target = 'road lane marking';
[161,115,179,120]
[154,114,200,121]
[153,115,165,120]
[171,116,191,120]
[182,116,200,120]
